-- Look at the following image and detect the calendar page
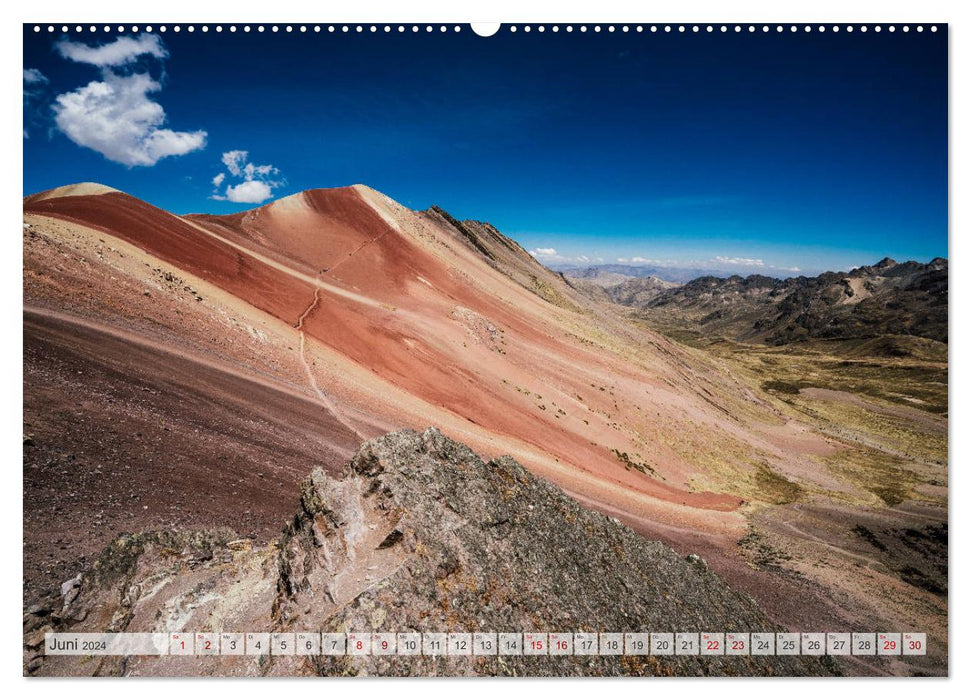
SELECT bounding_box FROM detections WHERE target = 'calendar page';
[21,16,948,679]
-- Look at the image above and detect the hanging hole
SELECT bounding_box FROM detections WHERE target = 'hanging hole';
[471,23,500,37]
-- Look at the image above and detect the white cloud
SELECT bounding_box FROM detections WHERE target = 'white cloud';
[54,72,206,167]
[50,35,206,167]
[614,256,663,265]
[223,180,274,203]
[529,247,558,257]
[221,150,248,177]
[713,255,765,267]
[245,163,275,178]
[210,150,283,204]
[527,247,599,265]
[23,68,48,85]
[608,256,800,273]
[56,33,167,68]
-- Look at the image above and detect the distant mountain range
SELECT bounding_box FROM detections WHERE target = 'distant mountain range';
[557,263,740,284]
[566,257,948,345]
[564,273,678,307]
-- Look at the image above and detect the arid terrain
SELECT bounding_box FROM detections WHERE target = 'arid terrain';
[23,183,947,675]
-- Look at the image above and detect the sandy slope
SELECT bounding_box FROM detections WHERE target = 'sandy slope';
[26,184,824,520]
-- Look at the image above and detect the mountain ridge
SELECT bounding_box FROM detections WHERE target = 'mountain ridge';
[637,258,947,345]
[563,258,947,346]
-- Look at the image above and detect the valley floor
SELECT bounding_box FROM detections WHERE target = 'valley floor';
[626,330,948,676]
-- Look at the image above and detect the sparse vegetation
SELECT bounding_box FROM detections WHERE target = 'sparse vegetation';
[651,335,947,417]
[851,525,888,552]
[754,464,803,505]
[737,530,794,571]
[527,274,583,312]
[761,379,803,395]
[823,449,921,507]
[611,448,657,476]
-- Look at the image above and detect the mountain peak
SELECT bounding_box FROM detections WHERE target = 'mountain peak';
[24,182,121,204]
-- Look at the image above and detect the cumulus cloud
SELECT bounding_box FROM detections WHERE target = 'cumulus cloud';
[529,247,558,257]
[210,150,284,204]
[225,180,274,204]
[713,255,765,267]
[56,33,167,68]
[50,35,206,166]
[54,72,207,166]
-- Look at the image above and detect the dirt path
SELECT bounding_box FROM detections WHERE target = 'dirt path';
[294,288,321,331]
[290,285,364,440]
[289,224,395,443]
[176,214,387,310]
[296,331,365,442]
[775,504,883,570]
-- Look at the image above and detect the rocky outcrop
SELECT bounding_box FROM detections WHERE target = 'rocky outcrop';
[424,206,583,312]
[27,429,838,677]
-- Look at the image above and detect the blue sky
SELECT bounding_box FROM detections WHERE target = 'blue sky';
[23,25,947,276]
